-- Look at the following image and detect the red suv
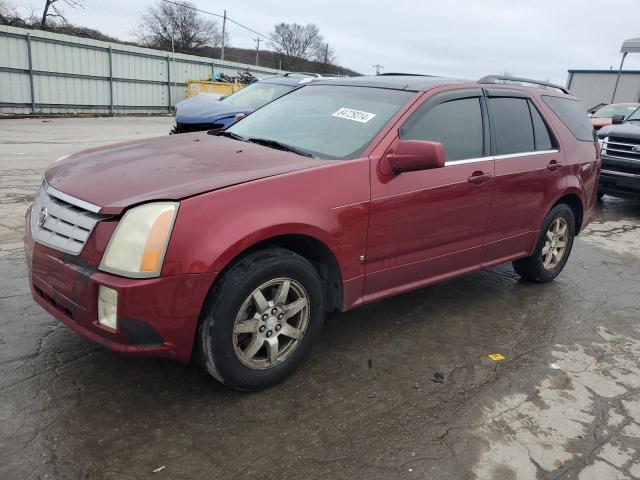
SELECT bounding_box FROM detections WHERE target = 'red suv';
[25,74,600,390]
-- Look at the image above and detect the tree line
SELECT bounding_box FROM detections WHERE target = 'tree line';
[0,0,354,74]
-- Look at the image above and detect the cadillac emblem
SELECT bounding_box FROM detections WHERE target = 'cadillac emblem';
[38,206,48,227]
[632,145,640,153]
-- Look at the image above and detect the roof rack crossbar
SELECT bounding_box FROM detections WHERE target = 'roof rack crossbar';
[478,75,570,94]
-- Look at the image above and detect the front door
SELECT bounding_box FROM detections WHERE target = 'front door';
[364,89,495,302]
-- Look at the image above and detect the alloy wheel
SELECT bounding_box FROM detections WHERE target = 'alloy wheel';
[542,217,569,270]
[232,277,310,369]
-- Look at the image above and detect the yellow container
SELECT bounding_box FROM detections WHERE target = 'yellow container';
[186,80,245,98]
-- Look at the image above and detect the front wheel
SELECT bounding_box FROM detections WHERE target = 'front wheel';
[512,204,576,283]
[198,248,325,391]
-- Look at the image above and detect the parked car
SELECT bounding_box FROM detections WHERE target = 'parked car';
[597,107,640,198]
[25,74,599,390]
[171,73,330,134]
[590,103,639,132]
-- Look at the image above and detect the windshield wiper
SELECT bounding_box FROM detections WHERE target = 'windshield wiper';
[246,137,316,158]
[213,130,248,142]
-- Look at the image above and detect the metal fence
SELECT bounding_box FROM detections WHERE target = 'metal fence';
[0,25,285,115]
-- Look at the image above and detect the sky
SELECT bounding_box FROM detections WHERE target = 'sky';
[11,0,640,84]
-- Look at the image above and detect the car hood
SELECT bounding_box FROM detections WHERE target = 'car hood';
[591,118,612,129]
[175,95,251,124]
[598,122,640,140]
[46,132,326,214]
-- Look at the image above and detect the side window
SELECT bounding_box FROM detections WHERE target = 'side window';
[400,97,484,162]
[541,96,594,141]
[488,97,534,155]
[528,100,555,151]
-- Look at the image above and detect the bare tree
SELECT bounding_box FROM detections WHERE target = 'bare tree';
[41,0,83,28]
[314,43,336,65]
[135,1,227,52]
[0,1,37,26]
[269,23,326,69]
[0,1,16,24]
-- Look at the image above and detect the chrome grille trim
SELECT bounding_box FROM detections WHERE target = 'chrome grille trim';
[31,183,105,255]
[46,184,102,213]
[602,137,640,162]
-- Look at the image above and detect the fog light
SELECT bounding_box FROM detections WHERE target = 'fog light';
[98,286,118,330]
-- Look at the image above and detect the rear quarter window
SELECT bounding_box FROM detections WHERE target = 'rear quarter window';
[541,96,594,142]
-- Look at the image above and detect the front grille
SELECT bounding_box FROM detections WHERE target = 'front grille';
[31,183,104,255]
[602,136,640,161]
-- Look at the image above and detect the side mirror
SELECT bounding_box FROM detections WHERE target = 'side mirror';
[381,140,445,176]
[612,114,625,125]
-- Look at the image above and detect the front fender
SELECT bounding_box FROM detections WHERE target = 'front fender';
[161,159,371,283]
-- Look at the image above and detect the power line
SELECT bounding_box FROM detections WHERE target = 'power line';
[161,0,275,43]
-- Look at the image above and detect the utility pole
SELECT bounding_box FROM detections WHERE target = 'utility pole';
[221,9,227,61]
[372,64,384,75]
[254,37,260,66]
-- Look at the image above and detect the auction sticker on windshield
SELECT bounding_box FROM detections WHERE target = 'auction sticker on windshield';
[332,108,376,123]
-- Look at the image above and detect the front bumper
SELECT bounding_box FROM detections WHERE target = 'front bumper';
[599,156,640,198]
[25,207,217,363]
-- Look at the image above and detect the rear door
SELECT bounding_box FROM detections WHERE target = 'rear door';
[481,89,565,266]
[364,89,495,301]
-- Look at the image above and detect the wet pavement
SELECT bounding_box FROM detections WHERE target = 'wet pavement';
[1,117,639,479]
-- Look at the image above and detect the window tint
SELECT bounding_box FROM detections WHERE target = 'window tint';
[528,101,554,150]
[488,97,534,155]
[400,97,484,162]
[542,96,594,141]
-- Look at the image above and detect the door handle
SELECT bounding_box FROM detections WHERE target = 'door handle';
[467,171,492,184]
[547,160,561,171]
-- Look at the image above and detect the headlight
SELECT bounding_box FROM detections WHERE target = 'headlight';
[598,136,607,155]
[99,202,179,278]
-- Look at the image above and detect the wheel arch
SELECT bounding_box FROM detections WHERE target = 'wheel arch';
[550,191,585,235]
[211,231,344,314]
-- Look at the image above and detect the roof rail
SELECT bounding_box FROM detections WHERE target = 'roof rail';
[379,72,436,77]
[478,75,570,94]
[283,72,322,78]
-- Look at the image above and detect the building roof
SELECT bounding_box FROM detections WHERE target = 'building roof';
[568,69,640,75]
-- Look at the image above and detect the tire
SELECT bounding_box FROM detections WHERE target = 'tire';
[197,247,325,391]
[512,204,576,283]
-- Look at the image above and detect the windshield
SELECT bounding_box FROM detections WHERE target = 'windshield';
[627,108,640,122]
[226,85,412,159]
[221,82,294,110]
[592,104,639,118]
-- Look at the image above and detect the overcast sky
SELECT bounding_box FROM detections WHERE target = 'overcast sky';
[12,0,640,83]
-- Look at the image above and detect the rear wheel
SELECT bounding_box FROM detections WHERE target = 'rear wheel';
[512,204,575,283]
[198,248,325,391]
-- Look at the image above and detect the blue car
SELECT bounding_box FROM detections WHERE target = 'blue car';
[172,73,331,134]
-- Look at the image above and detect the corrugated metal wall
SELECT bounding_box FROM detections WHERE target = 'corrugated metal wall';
[0,25,285,115]
[567,70,640,110]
